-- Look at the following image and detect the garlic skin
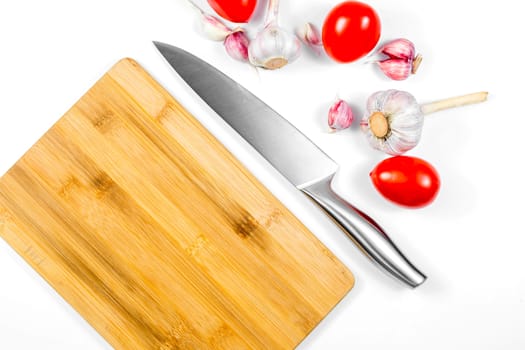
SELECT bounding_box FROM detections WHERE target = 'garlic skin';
[361,90,424,155]
[297,22,323,56]
[224,29,250,62]
[328,99,353,131]
[248,27,301,69]
[199,13,232,41]
[376,38,422,81]
[380,38,415,60]
[187,0,232,41]
[377,59,412,81]
[248,0,301,69]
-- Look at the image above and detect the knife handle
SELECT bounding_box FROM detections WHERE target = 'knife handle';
[301,176,426,288]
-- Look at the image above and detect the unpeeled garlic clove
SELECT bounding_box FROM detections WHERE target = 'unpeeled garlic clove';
[376,38,422,80]
[328,99,354,131]
[200,13,233,41]
[377,59,412,81]
[224,29,250,62]
[187,0,232,41]
[379,38,416,61]
[297,22,323,56]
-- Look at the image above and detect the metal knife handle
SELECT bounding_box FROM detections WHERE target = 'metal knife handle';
[302,176,426,288]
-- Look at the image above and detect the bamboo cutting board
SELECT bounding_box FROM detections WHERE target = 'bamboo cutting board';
[0,58,353,349]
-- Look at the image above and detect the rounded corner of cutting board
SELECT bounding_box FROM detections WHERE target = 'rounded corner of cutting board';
[114,57,141,69]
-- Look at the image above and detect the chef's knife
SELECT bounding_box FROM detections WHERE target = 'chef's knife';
[154,42,426,288]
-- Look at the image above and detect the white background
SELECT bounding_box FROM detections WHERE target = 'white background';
[1,0,524,349]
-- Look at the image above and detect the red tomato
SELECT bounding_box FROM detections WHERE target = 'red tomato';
[207,0,257,23]
[322,1,381,63]
[370,156,440,208]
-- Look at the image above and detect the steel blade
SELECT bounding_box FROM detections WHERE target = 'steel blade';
[154,42,337,188]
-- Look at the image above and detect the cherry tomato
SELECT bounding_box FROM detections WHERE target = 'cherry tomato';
[322,1,381,63]
[370,156,440,208]
[207,0,257,23]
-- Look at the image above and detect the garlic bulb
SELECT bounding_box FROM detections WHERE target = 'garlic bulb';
[361,90,488,155]
[248,0,301,69]
[361,90,424,155]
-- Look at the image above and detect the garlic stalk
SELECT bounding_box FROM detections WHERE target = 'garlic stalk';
[421,92,488,115]
[361,90,488,155]
[248,0,301,69]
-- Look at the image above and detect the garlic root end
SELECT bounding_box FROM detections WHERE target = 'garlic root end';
[412,54,423,74]
[421,91,488,115]
[369,112,390,138]
[262,57,288,70]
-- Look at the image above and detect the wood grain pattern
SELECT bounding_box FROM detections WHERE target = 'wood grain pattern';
[0,58,354,349]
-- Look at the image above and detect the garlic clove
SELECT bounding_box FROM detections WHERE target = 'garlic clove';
[248,26,301,69]
[200,13,232,41]
[328,99,354,131]
[297,22,323,56]
[198,12,233,41]
[361,90,424,155]
[187,0,233,41]
[376,38,422,80]
[224,29,250,62]
[379,38,415,60]
[377,58,412,81]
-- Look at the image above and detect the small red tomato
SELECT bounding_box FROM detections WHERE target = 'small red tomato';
[322,1,381,63]
[370,156,440,208]
[207,0,257,23]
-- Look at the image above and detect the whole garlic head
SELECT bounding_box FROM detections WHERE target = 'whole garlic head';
[360,90,424,155]
[247,0,301,69]
[248,26,301,69]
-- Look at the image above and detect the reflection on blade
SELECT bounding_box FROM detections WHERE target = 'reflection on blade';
[154,42,338,188]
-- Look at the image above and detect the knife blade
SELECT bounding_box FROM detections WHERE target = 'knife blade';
[154,42,426,288]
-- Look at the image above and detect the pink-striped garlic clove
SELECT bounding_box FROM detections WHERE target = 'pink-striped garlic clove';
[377,58,412,81]
[187,0,233,41]
[376,38,422,80]
[199,12,233,41]
[379,38,416,60]
[224,29,250,62]
[328,99,354,131]
[297,22,323,55]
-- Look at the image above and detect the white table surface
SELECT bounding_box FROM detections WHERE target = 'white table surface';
[1,0,524,349]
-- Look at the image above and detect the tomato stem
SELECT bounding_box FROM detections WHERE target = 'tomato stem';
[421,91,488,115]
